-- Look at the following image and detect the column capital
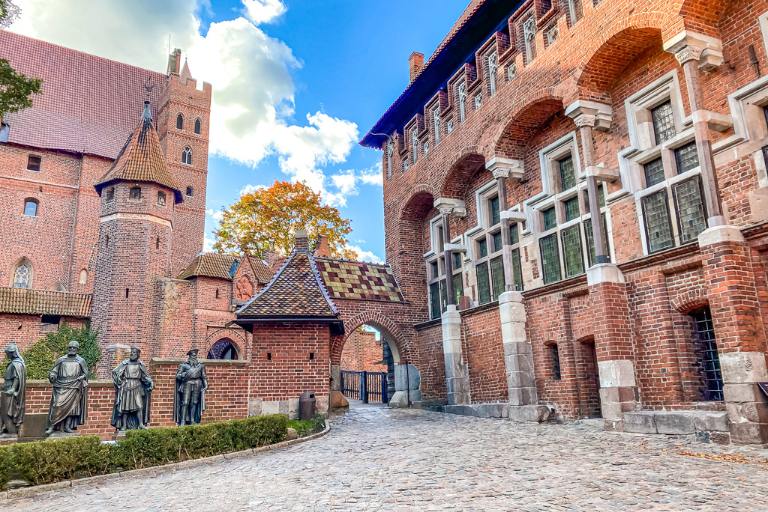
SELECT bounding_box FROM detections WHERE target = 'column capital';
[663,30,723,71]
[565,100,613,131]
[486,156,524,180]
[434,197,467,217]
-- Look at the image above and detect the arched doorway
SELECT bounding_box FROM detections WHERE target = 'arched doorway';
[207,338,239,360]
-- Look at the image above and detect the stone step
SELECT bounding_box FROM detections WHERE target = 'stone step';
[623,410,729,435]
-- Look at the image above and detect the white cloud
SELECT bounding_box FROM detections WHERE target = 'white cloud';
[242,0,286,24]
[204,235,216,252]
[347,244,384,264]
[206,208,224,222]
[239,184,268,196]
[12,0,363,205]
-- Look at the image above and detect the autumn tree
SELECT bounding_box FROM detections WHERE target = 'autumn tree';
[0,0,42,117]
[213,180,357,259]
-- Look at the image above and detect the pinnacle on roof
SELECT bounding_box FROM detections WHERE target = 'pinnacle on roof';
[94,100,183,202]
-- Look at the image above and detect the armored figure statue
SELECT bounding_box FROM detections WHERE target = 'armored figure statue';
[0,343,26,435]
[174,349,208,425]
[46,340,89,435]
[111,346,153,431]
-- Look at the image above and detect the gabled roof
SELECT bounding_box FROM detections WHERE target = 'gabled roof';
[0,30,165,159]
[315,258,404,303]
[236,242,338,320]
[178,253,239,281]
[94,102,182,202]
[0,287,91,318]
[245,256,276,285]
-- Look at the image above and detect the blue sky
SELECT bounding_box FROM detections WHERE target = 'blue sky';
[15,0,469,262]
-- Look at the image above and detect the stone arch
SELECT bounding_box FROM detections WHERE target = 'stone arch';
[204,327,248,359]
[396,187,436,310]
[207,338,240,360]
[492,90,565,158]
[400,184,436,221]
[671,288,709,314]
[440,149,487,198]
[333,310,414,366]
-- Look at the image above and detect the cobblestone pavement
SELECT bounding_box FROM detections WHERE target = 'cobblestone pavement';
[7,404,768,511]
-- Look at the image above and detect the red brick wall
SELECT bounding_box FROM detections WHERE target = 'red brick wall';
[0,316,87,353]
[340,328,387,373]
[461,307,507,403]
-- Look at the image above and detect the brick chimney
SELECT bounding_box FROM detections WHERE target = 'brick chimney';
[167,48,182,75]
[294,229,309,252]
[314,235,332,258]
[409,52,425,82]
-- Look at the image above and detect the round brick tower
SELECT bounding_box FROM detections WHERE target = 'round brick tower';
[92,101,183,375]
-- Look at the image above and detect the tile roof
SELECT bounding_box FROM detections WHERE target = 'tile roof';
[0,287,91,317]
[245,256,276,285]
[237,247,338,319]
[0,31,165,159]
[315,259,404,303]
[94,102,182,201]
[178,253,240,281]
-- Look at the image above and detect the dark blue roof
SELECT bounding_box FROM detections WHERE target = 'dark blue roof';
[361,0,521,149]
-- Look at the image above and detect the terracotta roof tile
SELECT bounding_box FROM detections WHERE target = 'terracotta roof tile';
[95,103,182,200]
[0,31,165,159]
[237,248,337,319]
[315,259,404,303]
[245,256,275,285]
[178,253,239,280]
[0,287,91,317]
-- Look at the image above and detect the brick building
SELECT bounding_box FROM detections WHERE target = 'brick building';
[362,0,768,443]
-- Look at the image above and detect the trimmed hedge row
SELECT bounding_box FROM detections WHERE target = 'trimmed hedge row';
[0,414,288,489]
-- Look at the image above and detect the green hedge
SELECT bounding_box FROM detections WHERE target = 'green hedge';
[287,415,326,437]
[0,414,287,489]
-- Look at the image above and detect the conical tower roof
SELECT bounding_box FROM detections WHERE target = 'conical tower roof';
[95,101,182,203]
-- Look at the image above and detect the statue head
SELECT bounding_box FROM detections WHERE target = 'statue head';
[129,346,140,361]
[4,342,19,359]
[67,340,80,356]
[187,348,199,363]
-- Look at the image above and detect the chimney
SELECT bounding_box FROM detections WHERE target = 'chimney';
[167,48,182,75]
[294,229,309,252]
[314,235,332,258]
[409,52,425,83]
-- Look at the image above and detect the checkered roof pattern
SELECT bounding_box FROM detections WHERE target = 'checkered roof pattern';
[315,258,404,303]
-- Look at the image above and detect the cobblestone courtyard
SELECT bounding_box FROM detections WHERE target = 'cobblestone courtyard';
[7,405,768,511]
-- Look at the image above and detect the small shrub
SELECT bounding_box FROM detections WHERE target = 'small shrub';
[287,415,326,437]
[4,436,110,486]
[20,324,101,379]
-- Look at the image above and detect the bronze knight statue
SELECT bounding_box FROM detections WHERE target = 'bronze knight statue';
[174,348,208,425]
[46,340,89,435]
[111,346,153,431]
[1,343,26,436]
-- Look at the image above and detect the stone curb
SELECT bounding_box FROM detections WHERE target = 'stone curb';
[1,422,331,502]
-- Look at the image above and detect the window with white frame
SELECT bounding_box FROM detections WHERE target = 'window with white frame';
[535,135,611,284]
[425,218,463,319]
[457,81,467,123]
[410,127,419,164]
[432,106,441,145]
[522,15,536,64]
[487,51,498,96]
[624,73,707,254]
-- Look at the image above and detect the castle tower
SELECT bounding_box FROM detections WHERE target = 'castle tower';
[91,101,183,374]
[156,50,213,275]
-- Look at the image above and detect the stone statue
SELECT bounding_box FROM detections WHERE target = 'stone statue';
[174,348,208,425]
[46,340,88,435]
[0,343,26,436]
[111,346,153,431]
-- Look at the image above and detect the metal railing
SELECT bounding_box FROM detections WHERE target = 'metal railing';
[340,370,389,404]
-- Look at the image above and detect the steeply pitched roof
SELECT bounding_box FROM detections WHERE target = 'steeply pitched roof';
[237,245,338,320]
[94,102,182,201]
[0,31,165,159]
[0,287,91,317]
[178,253,239,281]
[315,259,404,303]
[245,256,276,285]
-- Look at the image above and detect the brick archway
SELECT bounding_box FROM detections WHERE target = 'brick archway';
[670,288,709,314]
[492,91,564,158]
[439,149,486,199]
[332,304,417,367]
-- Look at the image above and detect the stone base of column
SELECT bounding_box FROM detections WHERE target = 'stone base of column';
[389,390,422,408]
[499,292,540,408]
[442,305,470,405]
[598,359,639,429]
[721,352,768,444]
[508,404,555,423]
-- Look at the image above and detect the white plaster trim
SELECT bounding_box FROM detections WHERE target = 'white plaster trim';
[486,156,524,180]
[499,291,524,304]
[598,360,636,388]
[537,132,582,195]
[586,263,625,286]
[663,30,724,70]
[564,100,614,131]
[434,197,467,217]
[500,209,527,222]
[697,224,745,247]
[100,212,172,228]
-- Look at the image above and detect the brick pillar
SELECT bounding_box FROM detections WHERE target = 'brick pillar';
[442,305,469,405]
[587,264,639,429]
[700,225,768,444]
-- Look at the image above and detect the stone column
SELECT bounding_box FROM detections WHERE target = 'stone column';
[664,31,726,226]
[442,305,470,405]
[499,291,551,422]
[699,225,768,444]
[587,263,639,429]
[486,157,525,290]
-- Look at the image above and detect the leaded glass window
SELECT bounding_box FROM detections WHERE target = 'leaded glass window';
[430,260,439,279]
[477,238,488,258]
[12,262,31,289]
[491,231,503,252]
[564,196,580,222]
[673,176,707,244]
[674,142,699,174]
[540,234,561,284]
[489,195,500,225]
[651,101,676,145]
[543,207,557,231]
[584,214,609,267]
[561,225,585,278]
[558,155,576,191]
[510,248,524,291]
[451,252,462,269]
[487,52,498,96]
[509,223,519,245]
[490,256,506,299]
[429,282,441,319]
[476,262,491,304]
[583,185,606,212]
[642,190,675,253]
[644,158,665,187]
[451,273,463,306]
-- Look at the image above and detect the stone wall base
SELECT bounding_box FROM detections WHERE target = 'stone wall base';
[249,396,330,420]
[623,410,731,444]
[507,405,555,423]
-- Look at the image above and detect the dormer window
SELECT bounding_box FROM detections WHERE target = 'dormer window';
[182,146,192,165]
[129,186,142,200]
[194,118,202,134]
[176,113,184,130]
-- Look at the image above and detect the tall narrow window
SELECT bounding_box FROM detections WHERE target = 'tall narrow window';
[690,307,723,401]
[673,176,707,244]
[558,155,576,191]
[157,191,166,206]
[651,101,676,145]
[194,118,202,134]
[432,107,441,145]
[540,234,561,284]
[411,128,419,164]
[12,261,31,289]
[182,146,192,165]
[549,344,562,380]
[523,16,537,63]
[487,52,498,96]
[176,113,184,130]
[23,198,38,217]
[27,155,41,172]
[642,191,674,253]
[457,81,467,123]
[386,141,394,177]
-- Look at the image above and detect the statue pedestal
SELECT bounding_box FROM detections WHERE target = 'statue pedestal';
[0,433,17,445]
[18,413,47,442]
